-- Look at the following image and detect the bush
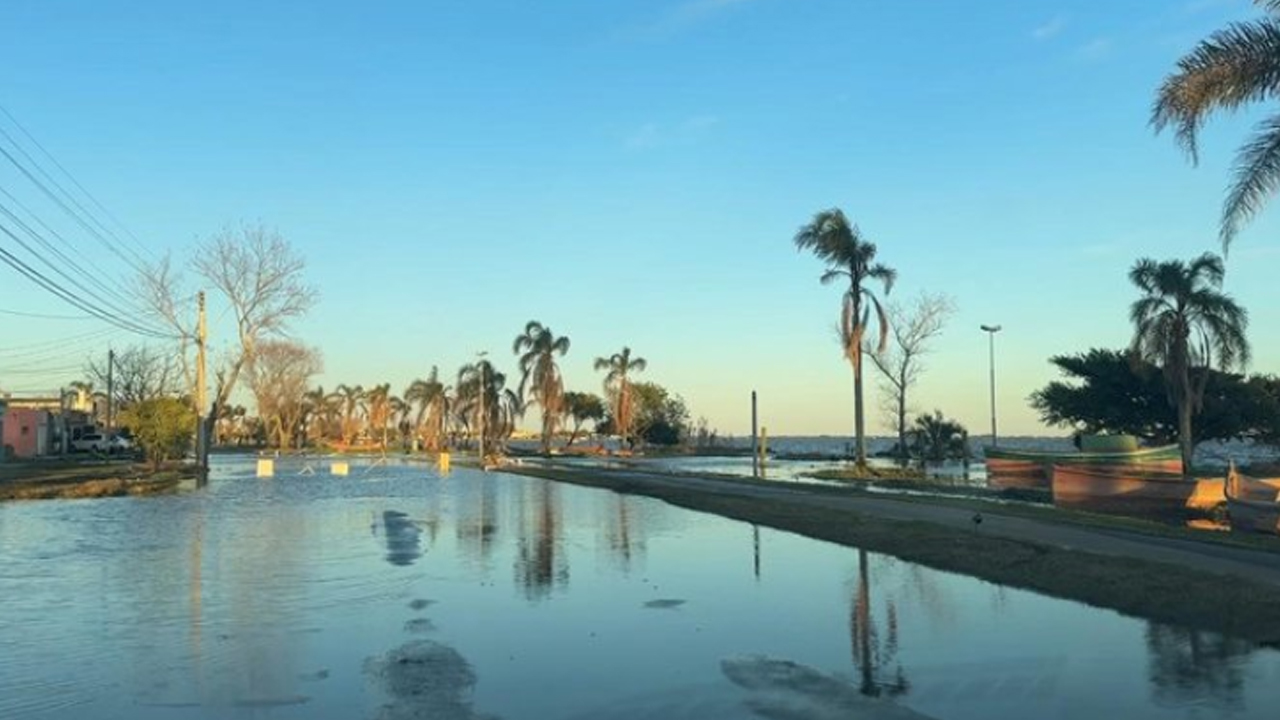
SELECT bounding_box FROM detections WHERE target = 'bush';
[119,398,196,470]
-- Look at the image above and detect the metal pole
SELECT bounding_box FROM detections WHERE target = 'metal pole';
[988,332,996,445]
[981,325,1001,447]
[751,390,758,478]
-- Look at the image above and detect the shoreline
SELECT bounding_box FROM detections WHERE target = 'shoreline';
[503,462,1280,645]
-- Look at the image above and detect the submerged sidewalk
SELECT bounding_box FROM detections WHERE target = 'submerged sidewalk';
[508,462,1280,644]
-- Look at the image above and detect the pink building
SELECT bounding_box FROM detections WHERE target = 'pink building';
[1,407,52,459]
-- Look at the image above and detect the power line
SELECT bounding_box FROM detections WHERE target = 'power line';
[0,228,175,339]
[0,141,147,275]
[0,198,146,319]
[0,103,154,263]
[0,307,95,320]
[0,185,140,309]
[0,326,117,353]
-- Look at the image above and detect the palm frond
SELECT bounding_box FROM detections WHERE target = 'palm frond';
[868,263,896,294]
[1221,114,1280,247]
[1152,17,1280,163]
[820,268,848,285]
[869,294,890,354]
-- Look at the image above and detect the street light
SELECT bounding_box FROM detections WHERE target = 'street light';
[980,325,1002,447]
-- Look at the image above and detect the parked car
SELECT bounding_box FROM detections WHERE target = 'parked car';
[108,435,133,453]
[71,433,108,453]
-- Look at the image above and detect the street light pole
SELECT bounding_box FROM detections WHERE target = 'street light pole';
[980,325,1002,447]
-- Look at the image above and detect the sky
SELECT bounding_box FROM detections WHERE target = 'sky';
[1,0,1279,438]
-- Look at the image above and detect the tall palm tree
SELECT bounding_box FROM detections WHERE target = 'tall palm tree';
[593,347,647,448]
[456,360,523,457]
[513,321,571,453]
[1129,253,1250,472]
[364,383,393,451]
[1153,1,1280,249]
[302,385,336,446]
[330,383,364,447]
[405,367,452,451]
[793,209,896,467]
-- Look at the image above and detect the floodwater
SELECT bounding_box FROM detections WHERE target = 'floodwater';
[2,456,1279,719]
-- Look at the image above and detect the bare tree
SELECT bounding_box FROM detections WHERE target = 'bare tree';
[866,293,955,465]
[86,344,180,411]
[247,340,322,450]
[137,223,318,422]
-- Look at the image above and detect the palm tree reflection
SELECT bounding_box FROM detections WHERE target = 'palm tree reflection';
[850,549,909,697]
[1145,623,1253,711]
[515,481,568,600]
[456,474,498,565]
[606,494,647,573]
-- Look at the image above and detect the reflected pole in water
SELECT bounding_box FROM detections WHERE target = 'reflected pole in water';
[752,524,761,580]
[853,548,875,696]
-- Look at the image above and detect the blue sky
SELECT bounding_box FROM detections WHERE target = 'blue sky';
[1,0,1279,437]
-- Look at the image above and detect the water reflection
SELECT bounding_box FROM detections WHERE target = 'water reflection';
[851,549,910,698]
[457,475,499,566]
[605,494,647,573]
[1146,623,1255,711]
[514,481,568,600]
[380,511,422,567]
[4,458,1280,720]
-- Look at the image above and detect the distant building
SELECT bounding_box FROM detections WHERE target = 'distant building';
[0,391,97,459]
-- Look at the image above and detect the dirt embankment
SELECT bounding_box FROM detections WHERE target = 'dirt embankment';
[0,460,192,501]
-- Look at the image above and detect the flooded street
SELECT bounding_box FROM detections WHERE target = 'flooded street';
[2,456,1279,719]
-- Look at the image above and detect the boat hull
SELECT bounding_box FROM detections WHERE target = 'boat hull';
[1225,469,1280,535]
[985,445,1182,491]
[1050,464,1221,516]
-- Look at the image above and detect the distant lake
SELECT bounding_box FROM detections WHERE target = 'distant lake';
[1,455,1278,719]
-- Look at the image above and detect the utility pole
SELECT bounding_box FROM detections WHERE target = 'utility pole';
[980,324,1002,447]
[751,390,759,478]
[106,348,115,433]
[196,292,209,481]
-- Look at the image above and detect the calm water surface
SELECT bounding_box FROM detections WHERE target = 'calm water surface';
[1,455,1278,719]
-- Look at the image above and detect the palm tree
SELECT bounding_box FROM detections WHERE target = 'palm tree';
[456,360,523,458]
[909,410,969,464]
[793,209,896,467]
[330,383,364,447]
[302,386,336,446]
[405,367,452,451]
[593,347,647,448]
[513,321,571,453]
[1153,2,1280,249]
[364,383,393,451]
[1129,253,1250,472]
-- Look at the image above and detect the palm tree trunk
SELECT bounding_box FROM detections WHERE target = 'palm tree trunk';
[853,351,867,468]
[1178,398,1194,476]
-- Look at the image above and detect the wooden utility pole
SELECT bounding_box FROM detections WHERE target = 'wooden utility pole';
[196,291,209,481]
[751,390,759,478]
[106,348,114,433]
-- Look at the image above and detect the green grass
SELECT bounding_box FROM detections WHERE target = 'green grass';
[506,464,1280,645]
